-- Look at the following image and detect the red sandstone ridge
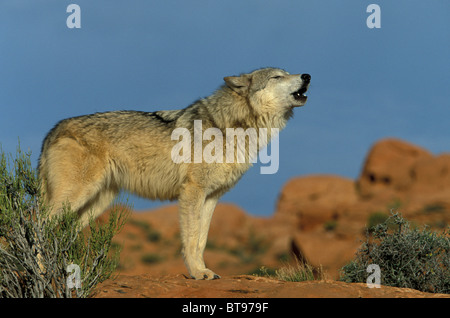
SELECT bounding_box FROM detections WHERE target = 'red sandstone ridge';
[96,138,449,298]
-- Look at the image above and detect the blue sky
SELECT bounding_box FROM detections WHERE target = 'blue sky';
[1,1,449,216]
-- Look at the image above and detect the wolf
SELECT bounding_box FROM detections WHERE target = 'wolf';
[38,67,311,280]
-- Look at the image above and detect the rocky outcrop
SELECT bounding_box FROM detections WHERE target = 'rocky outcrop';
[357,138,433,198]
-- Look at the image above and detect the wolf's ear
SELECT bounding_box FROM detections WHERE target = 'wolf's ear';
[224,75,251,96]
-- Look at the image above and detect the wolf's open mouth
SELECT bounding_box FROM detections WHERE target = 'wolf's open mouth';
[292,86,308,101]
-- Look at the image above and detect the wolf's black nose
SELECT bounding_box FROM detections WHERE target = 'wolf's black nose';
[301,74,311,83]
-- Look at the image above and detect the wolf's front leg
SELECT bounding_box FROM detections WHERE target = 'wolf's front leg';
[178,185,220,280]
[197,195,220,278]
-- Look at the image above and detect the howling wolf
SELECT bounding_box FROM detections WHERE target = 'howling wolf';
[38,67,311,279]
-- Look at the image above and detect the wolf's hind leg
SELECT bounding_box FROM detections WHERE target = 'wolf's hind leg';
[42,138,110,226]
[77,187,119,229]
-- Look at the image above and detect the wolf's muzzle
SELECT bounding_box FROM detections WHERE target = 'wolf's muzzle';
[301,73,311,84]
[292,73,311,102]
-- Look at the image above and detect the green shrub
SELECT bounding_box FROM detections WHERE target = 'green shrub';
[0,145,129,298]
[340,212,450,294]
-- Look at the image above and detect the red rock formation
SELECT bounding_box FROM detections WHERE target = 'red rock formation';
[357,138,432,198]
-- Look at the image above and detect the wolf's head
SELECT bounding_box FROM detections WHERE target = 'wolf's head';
[224,67,311,115]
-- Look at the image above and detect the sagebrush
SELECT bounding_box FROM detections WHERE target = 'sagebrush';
[0,144,129,298]
[340,211,450,294]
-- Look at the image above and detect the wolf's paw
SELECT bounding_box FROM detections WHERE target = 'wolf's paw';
[190,268,221,280]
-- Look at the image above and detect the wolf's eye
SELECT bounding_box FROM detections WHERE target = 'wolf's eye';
[271,76,282,79]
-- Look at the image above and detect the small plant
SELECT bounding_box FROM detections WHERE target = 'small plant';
[0,144,129,298]
[275,260,320,282]
[340,211,450,294]
[254,259,325,282]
